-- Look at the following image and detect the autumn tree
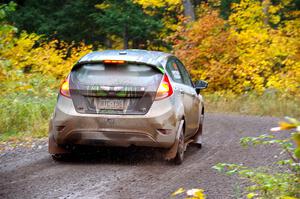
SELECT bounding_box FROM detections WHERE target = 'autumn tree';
[173,0,300,94]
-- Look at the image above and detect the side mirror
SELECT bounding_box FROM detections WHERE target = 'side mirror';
[194,80,208,94]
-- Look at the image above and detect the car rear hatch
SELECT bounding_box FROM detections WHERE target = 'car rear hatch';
[69,62,163,115]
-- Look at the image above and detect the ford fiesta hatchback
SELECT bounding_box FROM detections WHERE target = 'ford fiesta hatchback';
[49,50,208,164]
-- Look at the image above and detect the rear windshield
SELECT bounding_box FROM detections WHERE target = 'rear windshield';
[72,63,161,86]
[69,63,163,114]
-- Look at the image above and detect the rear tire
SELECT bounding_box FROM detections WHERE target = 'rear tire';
[174,125,185,165]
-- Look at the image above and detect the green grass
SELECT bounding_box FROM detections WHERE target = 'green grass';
[205,92,300,118]
[0,91,299,143]
[0,94,56,142]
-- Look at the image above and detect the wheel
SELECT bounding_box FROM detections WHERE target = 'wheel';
[174,125,185,165]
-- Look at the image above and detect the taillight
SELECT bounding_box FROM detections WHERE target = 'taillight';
[155,74,173,100]
[60,76,70,98]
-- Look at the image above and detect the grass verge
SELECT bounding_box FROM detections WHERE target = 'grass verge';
[0,91,299,144]
[205,92,300,118]
[0,94,56,142]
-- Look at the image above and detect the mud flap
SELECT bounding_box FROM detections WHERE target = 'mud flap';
[192,114,204,146]
[164,120,184,160]
[192,124,202,144]
[48,134,69,154]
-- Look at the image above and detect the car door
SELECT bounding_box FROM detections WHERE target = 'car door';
[175,59,200,137]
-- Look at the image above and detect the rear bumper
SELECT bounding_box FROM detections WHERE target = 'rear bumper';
[49,96,181,149]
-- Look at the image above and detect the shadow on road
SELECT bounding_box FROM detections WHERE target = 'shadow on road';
[51,145,203,166]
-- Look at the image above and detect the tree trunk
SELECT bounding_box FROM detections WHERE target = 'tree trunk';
[132,40,139,49]
[123,25,129,49]
[182,0,196,22]
[104,37,112,48]
[132,39,147,49]
[262,0,270,25]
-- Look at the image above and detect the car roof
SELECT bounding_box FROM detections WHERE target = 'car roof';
[77,49,173,68]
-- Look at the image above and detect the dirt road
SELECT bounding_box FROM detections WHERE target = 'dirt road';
[0,113,280,199]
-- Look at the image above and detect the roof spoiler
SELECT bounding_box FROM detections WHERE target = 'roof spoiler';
[72,60,165,74]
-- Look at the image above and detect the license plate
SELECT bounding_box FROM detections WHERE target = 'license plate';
[95,99,124,110]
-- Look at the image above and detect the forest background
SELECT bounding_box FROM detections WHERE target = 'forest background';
[0,0,299,141]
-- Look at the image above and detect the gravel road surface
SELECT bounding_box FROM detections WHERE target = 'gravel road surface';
[0,113,281,199]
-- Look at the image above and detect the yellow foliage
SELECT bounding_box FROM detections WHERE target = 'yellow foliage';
[172,187,185,196]
[173,0,300,95]
[133,0,180,9]
[0,31,92,95]
[246,192,257,199]
[172,188,206,199]
[95,3,111,10]
[2,33,91,78]
[173,11,238,92]
[281,197,299,199]
[133,0,182,39]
